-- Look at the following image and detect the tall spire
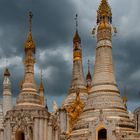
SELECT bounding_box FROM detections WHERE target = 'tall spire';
[3,68,12,116]
[69,0,135,135]
[86,60,92,90]
[63,14,87,108]
[16,11,42,107]
[73,14,82,61]
[73,14,81,44]
[70,14,86,90]
[89,0,134,130]
[92,0,116,86]
[25,11,35,53]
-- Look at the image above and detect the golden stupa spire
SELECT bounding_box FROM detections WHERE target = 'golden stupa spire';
[16,11,42,106]
[25,11,35,53]
[97,0,112,24]
[73,14,81,43]
[73,14,82,61]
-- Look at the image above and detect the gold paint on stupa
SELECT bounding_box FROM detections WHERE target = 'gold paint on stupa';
[73,14,81,43]
[73,14,82,61]
[66,89,85,132]
[73,51,81,61]
[97,0,112,18]
[25,11,35,53]
[73,30,81,44]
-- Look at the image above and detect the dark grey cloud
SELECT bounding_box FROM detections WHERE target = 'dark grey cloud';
[0,0,76,57]
[0,0,76,98]
[35,47,72,96]
[0,0,140,111]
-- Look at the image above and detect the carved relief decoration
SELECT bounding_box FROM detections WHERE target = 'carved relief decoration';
[66,90,85,132]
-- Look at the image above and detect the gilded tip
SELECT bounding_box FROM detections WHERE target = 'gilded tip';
[4,68,10,77]
[97,0,112,24]
[73,30,81,43]
[25,11,35,52]
[73,14,81,43]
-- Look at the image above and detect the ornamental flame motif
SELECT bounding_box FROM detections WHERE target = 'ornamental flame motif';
[66,89,85,132]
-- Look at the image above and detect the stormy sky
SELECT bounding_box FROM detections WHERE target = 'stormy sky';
[0,0,140,112]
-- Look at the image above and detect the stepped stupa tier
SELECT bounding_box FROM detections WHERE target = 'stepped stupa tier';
[16,11,42,108]
[69,0,135,139]
[63,15,88,108]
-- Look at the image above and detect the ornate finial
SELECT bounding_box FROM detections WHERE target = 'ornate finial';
[4,68,10,77]
[29,11,33,32]
[66,87,85,132]
[4,58,10,76]
[97,0,112,24]
[25,11,35,52]
[74,14,78,31]
[73,14,81,43]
